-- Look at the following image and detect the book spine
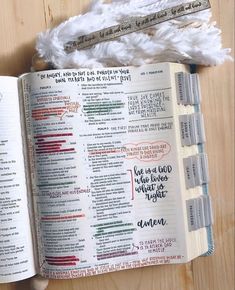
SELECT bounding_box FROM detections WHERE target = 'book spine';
[175,71,214,256]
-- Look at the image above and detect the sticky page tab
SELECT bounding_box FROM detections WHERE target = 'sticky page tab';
[185,73,193,104]
[191,155,202,186]
[175,72,186,104]
[190,73,201,105]
[197,196,206,228]
[198,153,210,184]
[193,113,206,144]
[183,156,195,189]
[186,195,213,232]
[176,72,195,105]
[188,114,197,144]
[179,113,206,146]
[186,198,198,231]
[202,195,213,226]
[179,114,191,146]
[183,154,210,188]
[175,72,201,105]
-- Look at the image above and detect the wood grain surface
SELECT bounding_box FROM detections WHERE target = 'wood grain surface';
[0,1,234,290]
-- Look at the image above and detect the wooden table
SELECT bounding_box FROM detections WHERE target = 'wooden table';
[0,1,234,289]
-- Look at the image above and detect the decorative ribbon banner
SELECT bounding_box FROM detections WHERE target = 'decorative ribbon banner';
[64,0,211,52]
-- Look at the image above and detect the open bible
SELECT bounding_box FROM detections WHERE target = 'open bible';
[0,62,213,283]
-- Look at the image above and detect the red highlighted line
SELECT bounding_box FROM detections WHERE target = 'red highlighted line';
[36,145,62,149]
[45,255,79,266]
[34,133,73,139]
[32,107,68,121]
[46,259,79,263]
[32,107,66,113]
[47,262,76,266]
[35,140,66,145]
[36,148,75,154]
[41,214,85,221]
[46,256,79,261]
[33,117,49,121]
[32,110,65,115]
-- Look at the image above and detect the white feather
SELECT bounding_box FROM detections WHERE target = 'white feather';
[30,275,49,290]
[36,0,232,68]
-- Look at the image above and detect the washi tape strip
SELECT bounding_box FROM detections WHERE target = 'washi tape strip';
[64,0,211,52]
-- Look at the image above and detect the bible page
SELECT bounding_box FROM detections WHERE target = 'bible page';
[21,63,188,279]
[0,77,36,282]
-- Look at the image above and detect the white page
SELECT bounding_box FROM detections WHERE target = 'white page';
[0,77,36,283]
[21,63,187,279]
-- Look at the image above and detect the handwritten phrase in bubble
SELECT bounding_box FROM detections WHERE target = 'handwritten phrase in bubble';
[123,141,171,162]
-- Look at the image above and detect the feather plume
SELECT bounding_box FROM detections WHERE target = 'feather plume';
[36,0,232,69]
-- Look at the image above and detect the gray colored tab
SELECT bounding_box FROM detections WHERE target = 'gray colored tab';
[179,114,191,146]
[193,113,206,144]
[187,195,213,232]
[198,153,210,183]
[191,155,202,186]
[175,72,185,104]
[186,198,198,232]
[183,157,195,189]
[190,74,201,105]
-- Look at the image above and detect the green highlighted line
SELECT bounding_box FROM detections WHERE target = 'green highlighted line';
[97,223,133,232]
[94,228,136,237]
[83,103,125,113]
[93,221,123,227]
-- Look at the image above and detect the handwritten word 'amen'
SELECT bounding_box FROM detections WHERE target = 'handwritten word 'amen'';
[137,218,167,228]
